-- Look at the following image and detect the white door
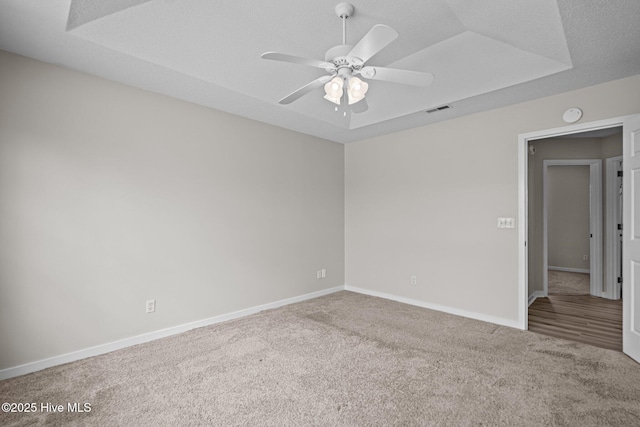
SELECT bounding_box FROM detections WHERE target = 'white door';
[623,115,640,363]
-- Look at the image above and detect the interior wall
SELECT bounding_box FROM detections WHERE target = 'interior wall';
[0,50,345,370]
[346,75,639,324]
[547,165,590,270]
[602,133,624,159]
[527,135,622,296]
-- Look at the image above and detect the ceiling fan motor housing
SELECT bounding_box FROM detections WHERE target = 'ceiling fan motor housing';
[324,44,363,76]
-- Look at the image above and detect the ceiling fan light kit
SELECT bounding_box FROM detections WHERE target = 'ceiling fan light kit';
[324,76,344,104]
[347,77,368,105]
[261,2,434,110]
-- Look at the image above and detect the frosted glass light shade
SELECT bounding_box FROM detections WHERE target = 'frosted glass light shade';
[324,76,344,105]
[347,76,368,105]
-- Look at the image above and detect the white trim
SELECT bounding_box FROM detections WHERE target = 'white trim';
[606,155,623,300]
[518,115,633,331]
[345,285,521,329]
[528,291,545,307]
[542,159,603,297]
[0,286,344,381]
[518,128,528,330]
[548,266,590,274]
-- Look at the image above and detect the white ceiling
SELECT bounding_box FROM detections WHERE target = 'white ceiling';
[1,0,639,143]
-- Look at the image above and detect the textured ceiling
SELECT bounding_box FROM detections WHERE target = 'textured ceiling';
[1,0,639,143]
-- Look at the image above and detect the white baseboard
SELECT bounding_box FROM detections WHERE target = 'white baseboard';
[528,291,545,307]
[0,286,344,381]
[344,285,521,329]
[548,266,590,274]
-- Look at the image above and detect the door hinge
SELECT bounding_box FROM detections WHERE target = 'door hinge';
[618,170,623,177]
[618,276,623,284]
[618,224,623,230]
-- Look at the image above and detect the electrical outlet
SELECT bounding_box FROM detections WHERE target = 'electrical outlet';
[583,255,589,261]
[317,270,322,279]
[410,276,417,286]
[146,299,156,313]
[321,268,326,278]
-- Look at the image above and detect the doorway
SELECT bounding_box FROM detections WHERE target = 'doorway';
[526,133,619,304]
[542,159,602,297]
[524,126,622,350]
[519,115,640,362]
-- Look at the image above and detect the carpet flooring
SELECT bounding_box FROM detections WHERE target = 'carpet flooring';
[548,270,590,295]
[1,291,640,426]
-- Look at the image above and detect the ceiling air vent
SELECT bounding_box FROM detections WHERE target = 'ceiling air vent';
[425,105,452,114]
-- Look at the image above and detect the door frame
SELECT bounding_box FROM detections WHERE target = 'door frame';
[622,115,640,362]
[518,115,634,330]
[542,159,602,297]
[606,156,623,300]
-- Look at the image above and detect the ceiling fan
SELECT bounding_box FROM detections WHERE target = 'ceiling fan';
[261,2,435,109]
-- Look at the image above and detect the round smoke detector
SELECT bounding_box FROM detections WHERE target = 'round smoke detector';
[562,108,583,123]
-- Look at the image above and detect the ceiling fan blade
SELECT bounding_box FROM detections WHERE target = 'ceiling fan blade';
[348,24,398,63]
[262,52,335,71]
[279,75,332,105]
[360,66,435,87]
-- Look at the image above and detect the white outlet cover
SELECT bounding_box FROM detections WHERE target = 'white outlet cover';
[146,299,155,313]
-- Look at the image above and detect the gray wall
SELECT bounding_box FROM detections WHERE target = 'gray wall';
[0,51,345,370]
[547,165,590,270]
[346,76,638,324]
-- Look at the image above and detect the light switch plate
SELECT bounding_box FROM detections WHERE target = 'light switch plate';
[497,217,515,229]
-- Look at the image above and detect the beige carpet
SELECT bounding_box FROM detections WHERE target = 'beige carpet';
[1,291,640,426]
[548,270,591,295]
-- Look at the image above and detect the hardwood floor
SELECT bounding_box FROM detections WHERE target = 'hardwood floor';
[528,294,622,351]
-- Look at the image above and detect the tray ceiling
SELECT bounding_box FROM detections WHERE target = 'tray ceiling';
[1,0,639,143]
